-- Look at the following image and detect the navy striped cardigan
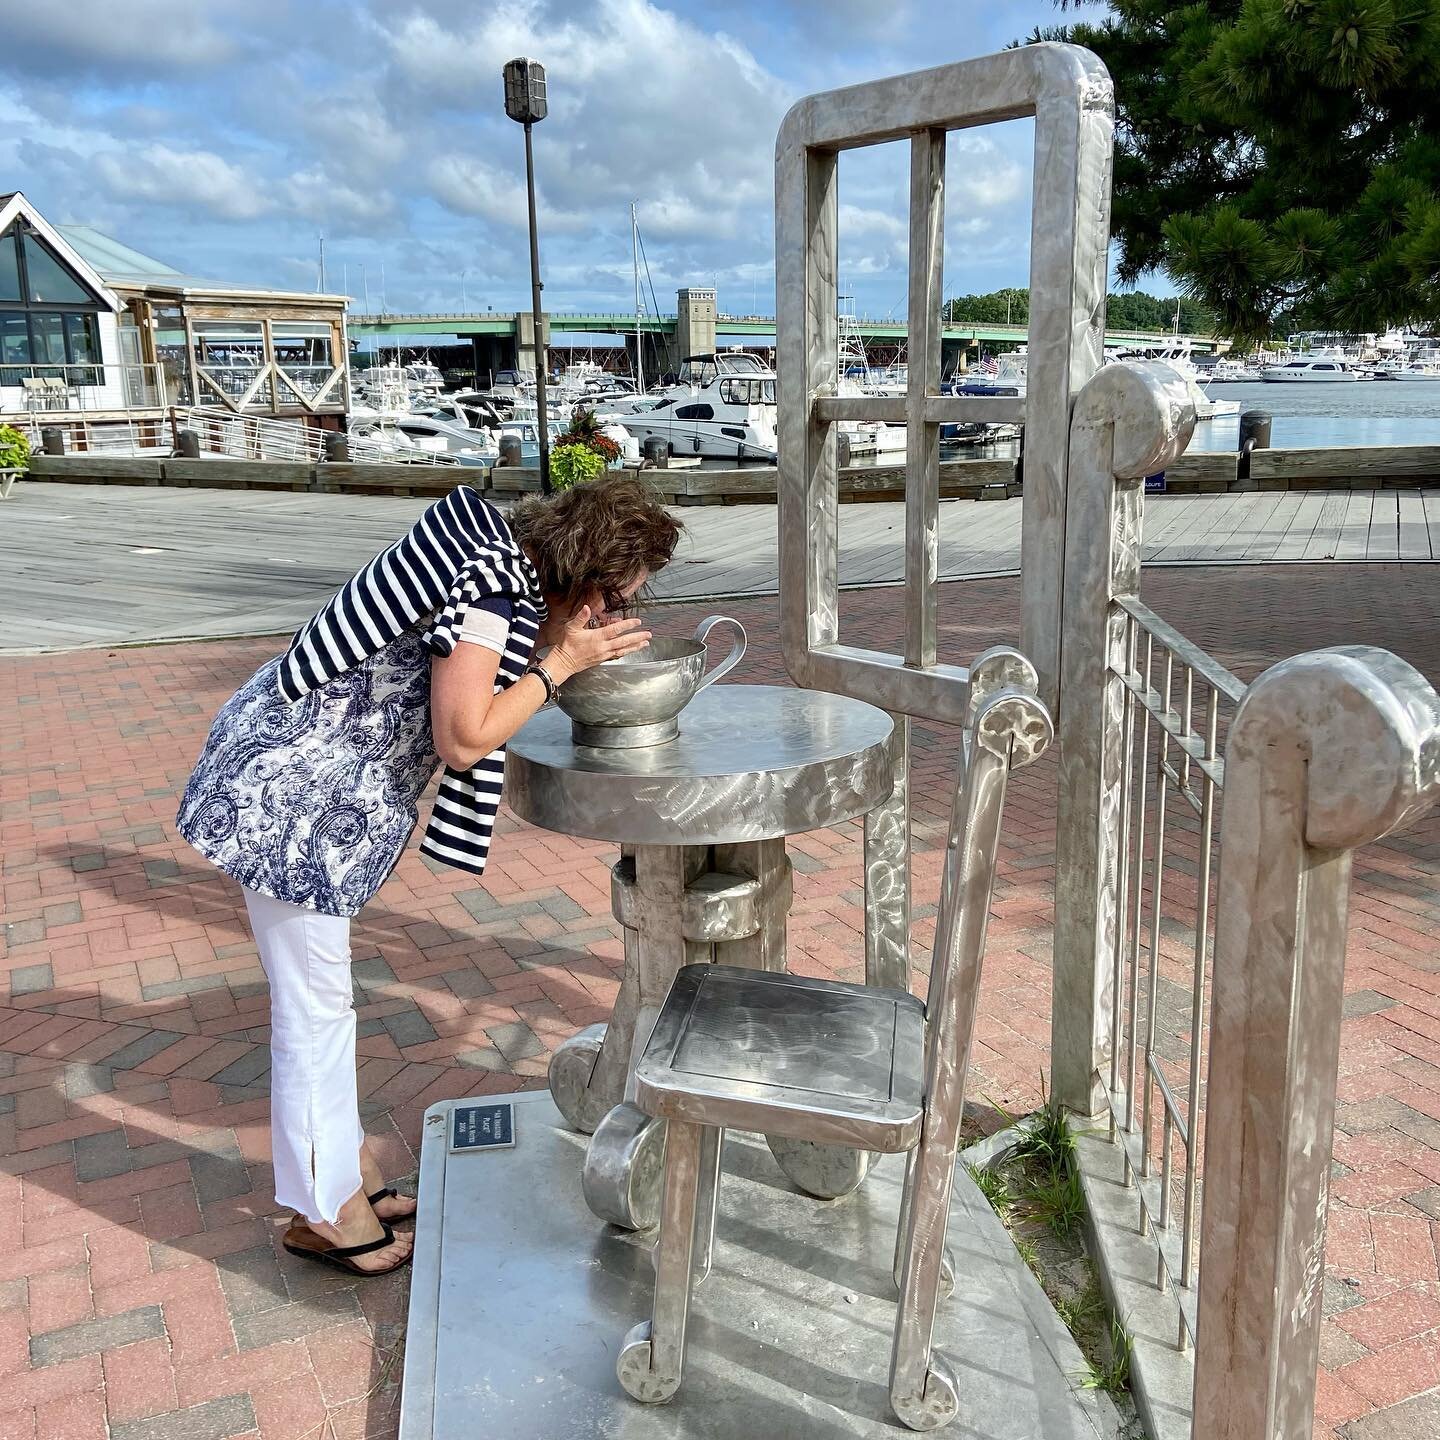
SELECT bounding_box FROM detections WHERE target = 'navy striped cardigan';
[276,485,546,877]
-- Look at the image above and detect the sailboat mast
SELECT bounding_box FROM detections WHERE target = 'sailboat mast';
[632,202,645,394]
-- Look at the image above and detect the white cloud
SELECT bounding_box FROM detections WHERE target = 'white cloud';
[0,0,1051,310]
[281,168,393,230]
[3,2,240,70]
[299,103,408,183]
[377,0,786,241]
[426,155,530,226]
[948,136,1027,210]
[93,144,272,222]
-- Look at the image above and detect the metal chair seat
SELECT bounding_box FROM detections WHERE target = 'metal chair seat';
[634,964,926,1151]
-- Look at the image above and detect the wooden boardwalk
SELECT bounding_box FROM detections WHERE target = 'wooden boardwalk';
[2,482,1437,652]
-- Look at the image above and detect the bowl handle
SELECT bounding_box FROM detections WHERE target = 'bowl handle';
[692,615,747,692]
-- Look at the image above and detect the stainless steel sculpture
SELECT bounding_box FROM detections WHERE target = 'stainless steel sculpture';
[775,45,1113,1193]
[555,615,746,748]
[614,667,1053,1427]
[1053,361,1197,1118]
[1193,646,1440,1440]
[776,44,1113,717]
[507,684,897,1227]
[1050,362,1440,1435]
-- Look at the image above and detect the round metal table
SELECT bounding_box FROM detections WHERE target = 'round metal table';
[506,684,897,1228]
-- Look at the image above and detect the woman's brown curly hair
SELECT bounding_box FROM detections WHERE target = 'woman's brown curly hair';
[510,475,682,613]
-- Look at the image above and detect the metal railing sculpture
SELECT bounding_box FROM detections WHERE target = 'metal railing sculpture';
[1193,644,1440,1440]
[1054,360,1440,1436]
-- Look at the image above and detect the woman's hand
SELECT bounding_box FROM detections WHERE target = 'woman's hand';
[546,606,651,683]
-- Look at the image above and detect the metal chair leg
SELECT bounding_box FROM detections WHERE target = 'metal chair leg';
[892,1147,918,1290]
[892,1147,954,1298]
[617,1119,704,1405]
[888,1137,962,1431]
[693,1126,723,1284]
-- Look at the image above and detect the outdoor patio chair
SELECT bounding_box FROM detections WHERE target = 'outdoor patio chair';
[19,377,47,412]
[615,663,1053,1431]
[41,377,73,410]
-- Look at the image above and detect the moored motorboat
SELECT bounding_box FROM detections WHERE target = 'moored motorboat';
[1208,357,1263,383]
[1374,361,1440,382]
[612,352,778,461]
[1261,358,1359,383]
[348,409,498,466]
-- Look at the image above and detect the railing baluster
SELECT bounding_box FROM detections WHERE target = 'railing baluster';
[1112,617,1138,1142]
[1124,629,1152,1137]
[1157,1109,1174,1291]
[1140,646,1173,1196]
[1180,687,1219,1294]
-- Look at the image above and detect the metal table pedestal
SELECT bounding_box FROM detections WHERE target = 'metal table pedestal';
[506,685,898,1225]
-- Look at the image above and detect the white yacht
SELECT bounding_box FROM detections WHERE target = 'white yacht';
[349,410,498,466]
[1261,357,1358,383]
[1374,361,1440,383]
[612,352,778,461]
[1106,343,1241,418]
[954,350,1027,398]
[1209,357,1263,383]
[493,414,640,469]
[835,311,907,457]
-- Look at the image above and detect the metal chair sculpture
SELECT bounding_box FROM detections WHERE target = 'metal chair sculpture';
[615,657,1053,1431]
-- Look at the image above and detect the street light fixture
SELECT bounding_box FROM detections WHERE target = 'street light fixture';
[503,56,552,493]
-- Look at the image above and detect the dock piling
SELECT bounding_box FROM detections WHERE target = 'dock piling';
[1238,410,1271,483]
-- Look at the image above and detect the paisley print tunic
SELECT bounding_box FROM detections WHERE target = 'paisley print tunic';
[177,628,443,918]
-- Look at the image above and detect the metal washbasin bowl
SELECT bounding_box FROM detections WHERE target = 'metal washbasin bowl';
[556,615,747,748]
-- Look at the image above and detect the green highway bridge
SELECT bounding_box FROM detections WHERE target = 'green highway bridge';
[348,310,1224,353]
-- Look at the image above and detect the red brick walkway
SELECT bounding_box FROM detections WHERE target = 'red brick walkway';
[2,566,1438,1439]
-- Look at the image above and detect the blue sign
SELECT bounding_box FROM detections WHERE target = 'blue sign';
[450,1102,515,1152]
[1144,472,1167,493]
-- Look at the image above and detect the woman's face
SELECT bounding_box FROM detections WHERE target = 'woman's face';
[544,570,650,631]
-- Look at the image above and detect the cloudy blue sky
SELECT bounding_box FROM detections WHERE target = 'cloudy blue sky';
[0,1,1121,317]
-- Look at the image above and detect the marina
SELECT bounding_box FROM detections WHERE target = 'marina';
[4,8,1440,1440]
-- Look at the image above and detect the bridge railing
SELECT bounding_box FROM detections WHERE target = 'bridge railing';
[345,311,1221,348]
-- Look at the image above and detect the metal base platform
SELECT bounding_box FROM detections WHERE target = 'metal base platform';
[400,1092,1121,1439]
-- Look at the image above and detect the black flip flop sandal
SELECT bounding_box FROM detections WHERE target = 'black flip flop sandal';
[368,1185,418,1219]
[282,1220,412,1277]
[288,1186,417,1230]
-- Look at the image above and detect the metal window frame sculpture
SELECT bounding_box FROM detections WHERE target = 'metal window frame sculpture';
[774,41,1115,1029]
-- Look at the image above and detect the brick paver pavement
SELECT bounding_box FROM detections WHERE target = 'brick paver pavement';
[2,564,1438,1439]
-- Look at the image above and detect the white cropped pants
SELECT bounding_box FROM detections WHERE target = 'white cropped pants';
[243,887,365,1225]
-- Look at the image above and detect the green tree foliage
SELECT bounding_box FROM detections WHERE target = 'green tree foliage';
[943,286,1032,324]
[944,287,1215,334]
[1026,1,1440,345]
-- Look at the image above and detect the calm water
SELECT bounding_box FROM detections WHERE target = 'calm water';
[946,379,1440,464]
[1186,380,1440,450]
[694,378,1440,469]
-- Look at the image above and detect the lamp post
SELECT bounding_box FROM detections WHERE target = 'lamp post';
[460,269,468,312]
[503,56,552,493]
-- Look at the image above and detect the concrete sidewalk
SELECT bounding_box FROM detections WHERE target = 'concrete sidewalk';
[1,568,1438,1439]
